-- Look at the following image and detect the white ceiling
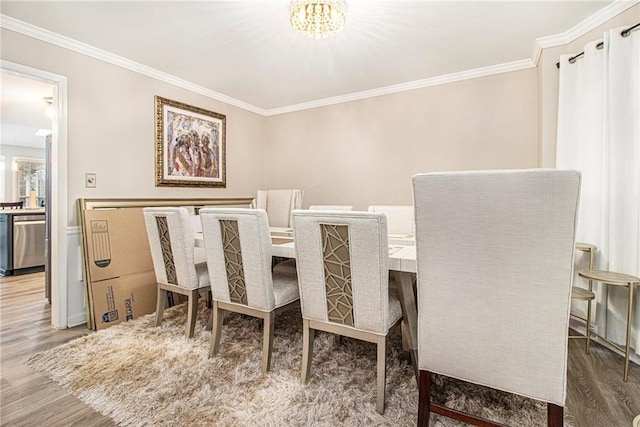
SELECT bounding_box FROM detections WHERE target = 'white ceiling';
[0,0,620,112]
[1,70,53,148]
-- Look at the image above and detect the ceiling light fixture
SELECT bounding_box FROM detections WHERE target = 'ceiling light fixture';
[290,0,346,39]
[43,96,54,119]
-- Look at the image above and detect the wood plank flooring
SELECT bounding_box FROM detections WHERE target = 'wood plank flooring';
[1,273,639,426]
[0,273,113,426]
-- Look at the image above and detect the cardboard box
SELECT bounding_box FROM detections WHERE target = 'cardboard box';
[91,271,158,330]
[83,208,154,282]
[81,207,157,330]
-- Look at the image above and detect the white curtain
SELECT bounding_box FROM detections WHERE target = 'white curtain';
[557,26,640,356]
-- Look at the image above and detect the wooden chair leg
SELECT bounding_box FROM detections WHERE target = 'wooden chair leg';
[418,371,554,427]
[301,319,315,384]
[206,289,212,309]
[155,285,167,327]
[262,311,275,373]
[547,403,563,427]
[209,301,223,357]
[185,289,199,338]
[334,334,343,346]
[206,310,213,331]
[418,370,431,427]
[585,295,592,354]
[401,321,409,352]
[376,335,387,414]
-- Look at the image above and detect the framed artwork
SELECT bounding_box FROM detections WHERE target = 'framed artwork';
[155,96,226,187]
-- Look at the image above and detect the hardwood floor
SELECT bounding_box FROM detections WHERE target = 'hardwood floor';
[1,273,638,426]
[0,273,113,426]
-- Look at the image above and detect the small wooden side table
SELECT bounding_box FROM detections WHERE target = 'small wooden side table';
[578,269,640,382]
[571,243,597,353]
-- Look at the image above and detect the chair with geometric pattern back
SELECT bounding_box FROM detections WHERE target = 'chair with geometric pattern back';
[273,205,354,276]
[143,207,210,338]
[199,208,300,373]
[292,210,402,414]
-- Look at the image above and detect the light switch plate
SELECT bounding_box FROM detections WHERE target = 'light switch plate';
[85,173,97,188]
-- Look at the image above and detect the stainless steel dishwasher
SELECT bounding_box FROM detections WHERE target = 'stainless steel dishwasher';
[13,214,46,270]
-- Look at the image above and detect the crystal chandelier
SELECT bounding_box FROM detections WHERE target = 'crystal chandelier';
[290,0,346,39]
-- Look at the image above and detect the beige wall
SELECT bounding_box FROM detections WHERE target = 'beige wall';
[538,4,640,167]
[3,5,637,217]
[1,29,268,226]
[266,4,639,208]
[266,69,539,209]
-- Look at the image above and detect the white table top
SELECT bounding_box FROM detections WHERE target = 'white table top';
[194,228,416,274]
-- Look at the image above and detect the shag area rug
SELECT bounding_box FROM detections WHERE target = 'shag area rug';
[27,302,573,426]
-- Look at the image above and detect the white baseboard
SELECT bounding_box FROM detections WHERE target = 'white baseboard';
[67,312,87,328]
[66,227,86,328]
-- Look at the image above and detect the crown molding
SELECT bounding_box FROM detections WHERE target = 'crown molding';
[534,0,639,61]
[259,0,639,115]
[0,15,268,116]
[530,42,543,67]
[0,14,535,116]
[265,59,535,116]
[2,1,638,117]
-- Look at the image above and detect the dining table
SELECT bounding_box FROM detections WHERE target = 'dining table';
[194,226,420,381]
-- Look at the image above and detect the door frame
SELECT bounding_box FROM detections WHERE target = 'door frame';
[1,60,68,329]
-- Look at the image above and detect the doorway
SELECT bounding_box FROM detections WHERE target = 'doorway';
[1,60,68,329]
[1,71,52,300]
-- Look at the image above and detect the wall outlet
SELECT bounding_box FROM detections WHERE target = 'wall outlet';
[85,173,97,188]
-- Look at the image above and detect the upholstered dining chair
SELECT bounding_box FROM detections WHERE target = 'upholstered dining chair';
[142,207,211,338]
[250,189,304,228]
[292,210,403,414]
[274,205,354,276]
[199,208,300,373]
[412,169,581,427]
[367,205,414,235]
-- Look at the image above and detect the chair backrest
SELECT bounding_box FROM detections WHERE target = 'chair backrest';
[250,189,303,228]
[292,210,391,334]
[308,205,354,211]
[190,214,202,233]
[200,208,276,311]
[367,205,414,235]
[142,207,199,289]
[412,169,580,406]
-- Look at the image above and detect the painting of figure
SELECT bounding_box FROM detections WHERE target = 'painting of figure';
[155,96,226,187]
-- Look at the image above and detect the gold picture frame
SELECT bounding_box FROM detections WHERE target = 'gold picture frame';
[155,96,226,187]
